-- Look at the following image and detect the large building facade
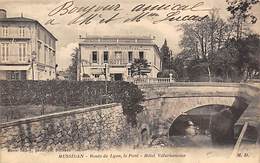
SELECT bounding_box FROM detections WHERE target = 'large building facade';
[78,35,161,81]
[0,9,57,80]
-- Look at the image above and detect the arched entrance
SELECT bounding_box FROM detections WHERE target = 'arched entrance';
[141,128,149,145]
[168,104,234,147]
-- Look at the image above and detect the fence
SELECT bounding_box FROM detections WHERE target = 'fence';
[130,77,175,85]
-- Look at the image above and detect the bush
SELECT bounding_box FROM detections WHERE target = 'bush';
[0,80,144,126]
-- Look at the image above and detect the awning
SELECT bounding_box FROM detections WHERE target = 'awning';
[109,68,126,73]
[0,65,31,71]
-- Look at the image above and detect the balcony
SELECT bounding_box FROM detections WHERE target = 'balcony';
[0,33,31,40]
[0,54,29,64]
[108,59,129,65]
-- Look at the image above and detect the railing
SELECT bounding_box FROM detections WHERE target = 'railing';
[130,78,175,85]
[109,59,128,65]
[0,33,31,39]
[0,55,29,64]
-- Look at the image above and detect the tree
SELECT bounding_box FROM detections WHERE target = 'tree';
[234,34,260,80]
[226,0,259,39]
[170,52,189,81]
[130,58,151,77]
[178,10,232,81]
[211,40,240,81]
[67,48,79,81]
[160,39,172,70]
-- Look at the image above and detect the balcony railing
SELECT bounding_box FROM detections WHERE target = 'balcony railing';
[0,34,31,39]
[108,59,129,65]
[128,77,175,85]
[0,55,29,64]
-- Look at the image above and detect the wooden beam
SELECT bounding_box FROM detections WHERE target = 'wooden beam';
[231,122,248,158]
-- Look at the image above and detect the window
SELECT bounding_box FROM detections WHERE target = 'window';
[49,49,53,66]
[6,71,26,80]
[10,71,19,80]
[2,26,8,37]
[37,28,40,39]
[128,51,133,63]
[38,42,41,62]
[44,34,47,44]
[44,46,48,64]
[19,26,25,37]
[1,43,9,61]
[92,51,98,63]
[128,68,132,76]
[139,51,144,59]
[103,51,109,63]
[18,43,26,62]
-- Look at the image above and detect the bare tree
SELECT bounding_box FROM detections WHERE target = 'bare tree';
[178,10,232,81]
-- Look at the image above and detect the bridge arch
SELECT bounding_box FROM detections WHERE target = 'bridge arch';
[142,96,236,137]
[167,104,232,137]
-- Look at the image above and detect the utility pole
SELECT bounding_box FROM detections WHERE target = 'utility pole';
[104,63,108,95]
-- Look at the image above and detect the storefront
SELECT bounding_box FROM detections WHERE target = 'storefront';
[0,65,30,80]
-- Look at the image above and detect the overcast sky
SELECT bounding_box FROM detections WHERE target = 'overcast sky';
[1,0,260,70]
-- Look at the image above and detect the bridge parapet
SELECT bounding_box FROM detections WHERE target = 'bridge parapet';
[136,82,260,144]
[139,82,260,103]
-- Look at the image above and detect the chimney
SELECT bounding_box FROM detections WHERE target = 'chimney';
[0,9,7,18]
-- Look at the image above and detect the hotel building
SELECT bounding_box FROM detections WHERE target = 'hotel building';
[0,9,57,80]
[78,35,161,81]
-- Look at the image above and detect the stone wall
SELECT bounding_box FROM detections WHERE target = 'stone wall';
[136,82,260,145]
[0,103,134,151]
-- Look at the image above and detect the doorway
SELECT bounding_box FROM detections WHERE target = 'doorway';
[114,73,123,81]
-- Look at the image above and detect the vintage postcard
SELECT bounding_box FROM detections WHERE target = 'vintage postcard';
[0,0,260,163]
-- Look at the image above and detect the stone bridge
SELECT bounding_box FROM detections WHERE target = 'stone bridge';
[136,82,260,145]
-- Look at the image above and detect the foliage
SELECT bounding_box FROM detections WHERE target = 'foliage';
[0,80,144,126]
[178,10,235,81]
[157,69,177,78]
[67,48,79,81]
[226,0,259,39]
[174,7,260,82]
[108,81,144,127]
[130,58,151,77]
[160,39,173,70]
[234,34,260,80]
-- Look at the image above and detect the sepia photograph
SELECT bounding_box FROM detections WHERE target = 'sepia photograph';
[0,0,260,163]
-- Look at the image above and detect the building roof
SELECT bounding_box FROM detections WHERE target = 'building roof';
[79,35,162,60]
[0,16,58,41]
[0,17,36,22]
[80,35,155,39]
[79,35,155,46]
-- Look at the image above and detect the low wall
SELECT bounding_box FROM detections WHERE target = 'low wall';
[0,103,134,151]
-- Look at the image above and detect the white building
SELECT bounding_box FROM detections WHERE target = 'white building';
[78,35,161,81]
[0,9,57,80]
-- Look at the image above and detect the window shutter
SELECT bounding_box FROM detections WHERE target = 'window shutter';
[90,51,92,63]
[97,51,99,64]
[101,51,103,64]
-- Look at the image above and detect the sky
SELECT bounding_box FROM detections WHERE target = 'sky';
[0,0,260,70]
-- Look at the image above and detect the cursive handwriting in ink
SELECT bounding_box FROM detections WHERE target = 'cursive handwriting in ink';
[45,18,60,25]
[131,2,211,12]
[48,1,121,17]
[153,12,209,24]
[46,0,213,25]
[124,12,159,23]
